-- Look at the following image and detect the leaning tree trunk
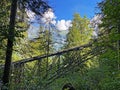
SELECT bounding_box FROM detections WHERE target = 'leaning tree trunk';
[2,0,17,86]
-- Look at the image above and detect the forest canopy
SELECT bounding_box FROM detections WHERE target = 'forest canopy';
[0,0,120,90]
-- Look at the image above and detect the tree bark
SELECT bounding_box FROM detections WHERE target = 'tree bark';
[2,0,17,86]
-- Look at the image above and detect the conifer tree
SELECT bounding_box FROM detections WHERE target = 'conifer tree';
[64,13,92,71]
[2,0,50,86]
[66,13,92,48]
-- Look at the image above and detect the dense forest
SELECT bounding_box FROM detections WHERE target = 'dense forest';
[0,0,120,90]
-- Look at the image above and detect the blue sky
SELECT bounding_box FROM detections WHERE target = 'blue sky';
[27,0,103,50]
[28,0,102,42]
[49,0,102,20]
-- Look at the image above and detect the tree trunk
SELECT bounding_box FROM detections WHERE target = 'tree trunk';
[2,0,17,86]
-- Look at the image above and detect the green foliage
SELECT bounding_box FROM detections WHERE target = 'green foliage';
[86,0,120,90]
[1,0,120,89]
[63,13,93,74]
[0,0,10,62]
[66,13,92,47]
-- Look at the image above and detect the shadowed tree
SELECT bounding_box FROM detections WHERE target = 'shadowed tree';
[2,0,50,87]
[63,13,92,72]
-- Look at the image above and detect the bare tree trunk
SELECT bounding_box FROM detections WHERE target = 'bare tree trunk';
[2,0,17,86]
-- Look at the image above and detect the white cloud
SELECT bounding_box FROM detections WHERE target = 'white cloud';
[56,20,72,31]
[41,9,72,31]
[44,9,56,19]
[26,10,36,22]
[41,8,56,24]
[90,14,102,38]
[93,31,98,36]
[51,20,56,25]
[26,8,73,41]
[26,8,56,24]
[90,14,102,28]
[28,24,40,39]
